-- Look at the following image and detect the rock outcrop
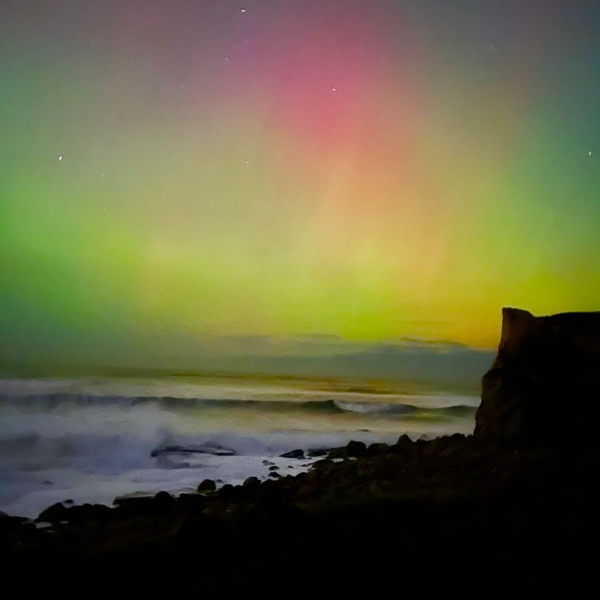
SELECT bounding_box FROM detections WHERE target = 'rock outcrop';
[475,307,600,445]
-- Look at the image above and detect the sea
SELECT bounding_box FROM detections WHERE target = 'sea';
[0,376,480,519]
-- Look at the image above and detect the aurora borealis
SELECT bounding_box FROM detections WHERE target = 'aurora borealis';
[2,1,600,369]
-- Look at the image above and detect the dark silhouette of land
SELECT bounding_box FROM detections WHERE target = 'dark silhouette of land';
[1,308,598,595]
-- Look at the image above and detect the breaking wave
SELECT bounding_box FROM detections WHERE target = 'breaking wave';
[0,393,477,419]
[0,378,478,518]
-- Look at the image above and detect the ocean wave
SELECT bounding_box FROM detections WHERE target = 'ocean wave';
[0,381,478,518]
[332,400,419,414]
[328,399,476,417]
[0,392,477,417]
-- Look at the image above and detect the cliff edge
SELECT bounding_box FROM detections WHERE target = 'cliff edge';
[475,307,600,445]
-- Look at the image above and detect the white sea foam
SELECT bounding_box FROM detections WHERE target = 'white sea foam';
[0,377,478,519]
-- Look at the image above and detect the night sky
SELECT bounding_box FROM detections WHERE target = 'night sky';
[1,1,600,369]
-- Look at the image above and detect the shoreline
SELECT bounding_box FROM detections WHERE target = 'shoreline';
[0,386,477,519]
[3,308,600,593]
[2,432,598,593]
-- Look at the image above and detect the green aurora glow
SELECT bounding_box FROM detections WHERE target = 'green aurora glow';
[1,1,600,371]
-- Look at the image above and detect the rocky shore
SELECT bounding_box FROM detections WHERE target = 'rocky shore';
[2,308,599,594]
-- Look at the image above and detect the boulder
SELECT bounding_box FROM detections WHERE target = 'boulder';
[36,502,69,523]
[154,491,176,509]
[475,307,600,446]
[220,484,235,498]
[346,440,367,457]
[280,449,305,459]
[0,513,28,533]
[307,448,328,458]
[366,443,389,457]
[113,496,158,518]
[197,479,217,492]
[74,503,112,521]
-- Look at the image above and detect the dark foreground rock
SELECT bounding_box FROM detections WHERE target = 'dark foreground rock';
[2,435,598,595]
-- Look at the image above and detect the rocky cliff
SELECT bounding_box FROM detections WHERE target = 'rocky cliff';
[475,307,600,445]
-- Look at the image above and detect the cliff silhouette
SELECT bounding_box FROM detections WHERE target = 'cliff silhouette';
[476,307,600,445]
